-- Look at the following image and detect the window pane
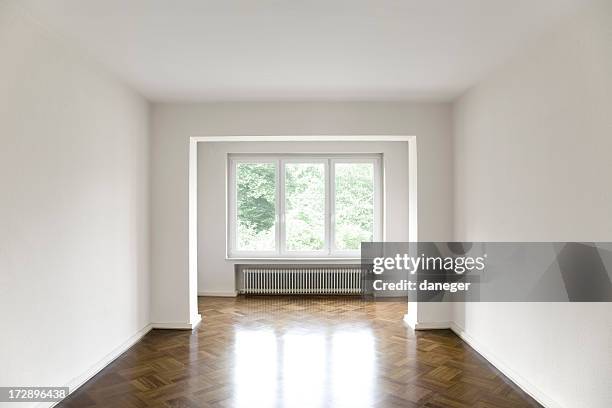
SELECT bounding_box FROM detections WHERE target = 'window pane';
[334,163,374,251]
[285,163,325,251]
[236,162,276,251]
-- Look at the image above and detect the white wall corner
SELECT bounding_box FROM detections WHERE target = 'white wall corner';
[188,137,200,326]
[198,291,238,297]
[41,324,153,408]
[403,302,419,330]
[449,322,563,408]
[153,314,202,330]
[404,316,451,330]
[404,301,452,330]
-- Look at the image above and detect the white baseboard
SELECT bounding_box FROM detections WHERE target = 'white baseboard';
[40,316,203,407]
[413,321,452,330]
[38,316,557,408]
[449,322,561,408]
[152,314,202,330]
[198,291,237,297]
[401,317,560,408]
[40,323,153,408]
[403,314,451,330]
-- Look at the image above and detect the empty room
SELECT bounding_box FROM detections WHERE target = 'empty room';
[1,0,611,407]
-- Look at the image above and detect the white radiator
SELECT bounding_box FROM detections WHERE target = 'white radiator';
[239,266,362,295]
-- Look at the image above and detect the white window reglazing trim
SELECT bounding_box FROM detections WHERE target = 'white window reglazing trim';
[227,154,382,259]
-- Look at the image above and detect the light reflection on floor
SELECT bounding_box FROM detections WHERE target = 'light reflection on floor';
[54,297,542,408]
[234,329,278,407]
[233,325,377,408]
[331,330,375,407]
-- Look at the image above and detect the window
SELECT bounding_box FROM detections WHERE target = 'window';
[228,154,382,258]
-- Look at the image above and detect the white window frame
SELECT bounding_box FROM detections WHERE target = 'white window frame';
[228,154,382,259]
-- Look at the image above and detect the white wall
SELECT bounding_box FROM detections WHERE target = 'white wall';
[152,102,453,322]
[0,1,150,399]
[198,141,410,295]
[453,1,612,407]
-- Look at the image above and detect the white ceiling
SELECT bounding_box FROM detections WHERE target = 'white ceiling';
[20,0,589,102]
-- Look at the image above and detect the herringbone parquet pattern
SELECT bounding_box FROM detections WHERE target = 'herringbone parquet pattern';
[58,297,541,407]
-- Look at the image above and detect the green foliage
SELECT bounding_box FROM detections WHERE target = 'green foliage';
[237,163,276,233]
[335,163,374,250]
[285,163,325,250]
[235,161,374,252]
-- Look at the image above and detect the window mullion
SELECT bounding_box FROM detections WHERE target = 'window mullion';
[329,159,336,256]
[325,159,330,256]
[277,159,284,256]
[229,159,235,257]
[375,157,382,242]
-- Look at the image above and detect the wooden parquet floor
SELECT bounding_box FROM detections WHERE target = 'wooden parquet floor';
[58,296,541,408]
